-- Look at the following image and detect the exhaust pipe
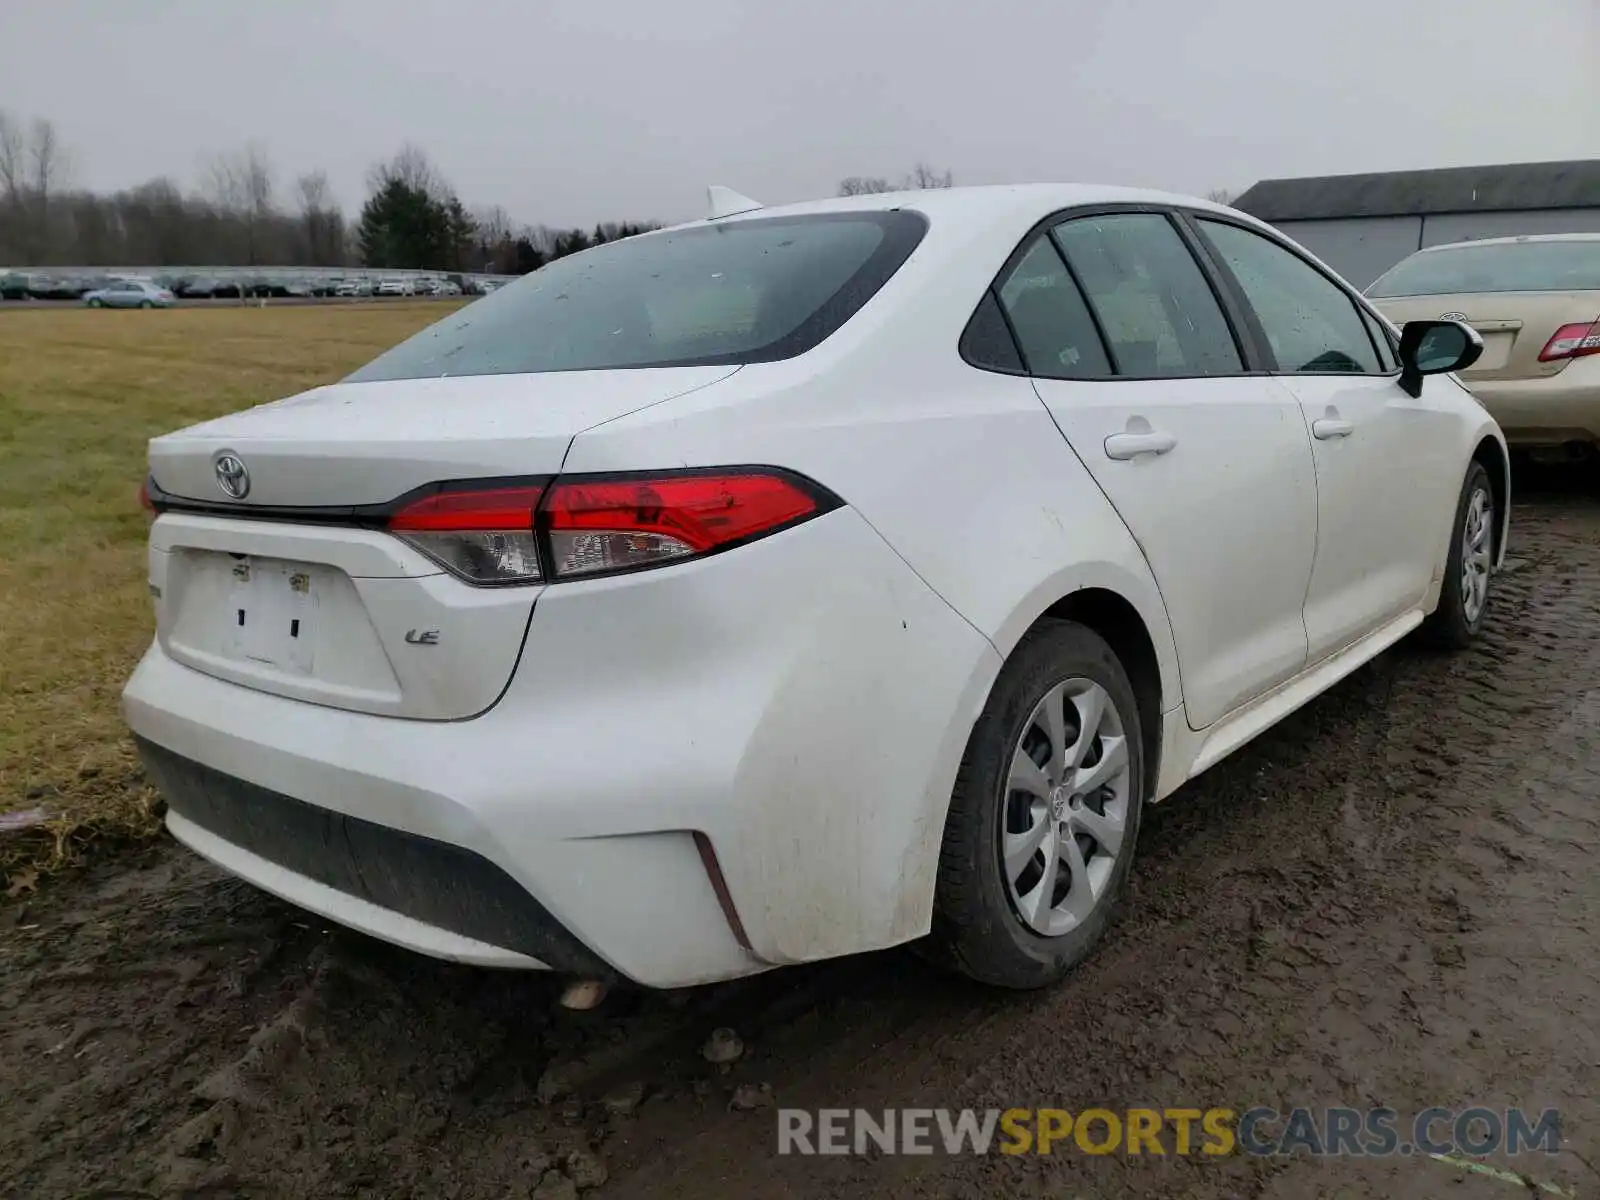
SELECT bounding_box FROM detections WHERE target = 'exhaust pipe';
[558,980,609,1011]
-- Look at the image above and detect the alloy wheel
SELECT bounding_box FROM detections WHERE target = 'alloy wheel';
[1461,485,1493,624]
[1001,678,1132,937]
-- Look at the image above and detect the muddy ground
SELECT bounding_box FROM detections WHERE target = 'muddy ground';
[4,468,1599,1200]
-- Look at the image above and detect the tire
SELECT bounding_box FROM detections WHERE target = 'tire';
[139,300,153,309]
[1420,460,1495,650]
[87,298,102,308]
[925,619,1145,989]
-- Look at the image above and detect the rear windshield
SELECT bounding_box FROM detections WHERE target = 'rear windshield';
[345,211,928,381]
[1367,240,1600,298]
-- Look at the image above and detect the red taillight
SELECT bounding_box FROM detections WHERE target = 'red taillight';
[139,480,155,515]
[542,472,821,579]
[388,485,546,532]
[388,484,545,584]
[384,470,833,585]
[1538,319,1600,362]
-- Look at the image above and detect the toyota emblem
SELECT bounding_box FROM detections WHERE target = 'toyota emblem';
[214,452,250,500]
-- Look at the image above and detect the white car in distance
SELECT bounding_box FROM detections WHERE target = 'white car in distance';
[124,184,1507,991]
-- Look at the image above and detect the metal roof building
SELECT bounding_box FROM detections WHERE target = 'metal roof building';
[1233,159,1600,288]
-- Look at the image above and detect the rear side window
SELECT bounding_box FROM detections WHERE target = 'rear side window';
[1198,219,1381,375]
[960,291,1025,373]
[1052,214,1242,377]
[1368,239,1600,297]
[346,212,927,380]
[994,237,1111,378]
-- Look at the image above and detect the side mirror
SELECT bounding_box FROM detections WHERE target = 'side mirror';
[1398,319,1483,398]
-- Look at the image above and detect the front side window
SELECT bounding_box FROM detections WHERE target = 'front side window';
[1199,219,1382,374]
[1052,214,1242,377]
[1359,307,1398,372]
[346,211,927,381]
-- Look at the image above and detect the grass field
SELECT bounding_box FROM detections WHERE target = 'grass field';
[0,302,462,883]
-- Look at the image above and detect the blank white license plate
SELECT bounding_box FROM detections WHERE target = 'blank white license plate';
[223,557,318,674]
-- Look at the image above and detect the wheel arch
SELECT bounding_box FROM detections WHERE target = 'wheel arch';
[1470,431,1510,567]
[1038,588,1165,801]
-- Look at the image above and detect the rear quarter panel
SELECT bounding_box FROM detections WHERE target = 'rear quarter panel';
[559,219,1183,961]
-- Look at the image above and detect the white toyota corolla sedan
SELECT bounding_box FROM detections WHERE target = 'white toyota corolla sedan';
[124,183,1508,991]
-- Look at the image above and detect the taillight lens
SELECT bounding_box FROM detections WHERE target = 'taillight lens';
[384,470,836,585]
[1538,319,1600,362]
[388,484,545,584]
[138,480,155,515]
[542,472,822,579]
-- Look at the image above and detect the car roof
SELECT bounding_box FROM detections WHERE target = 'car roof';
[1415,231,1600,253]
[674,182,1244,232]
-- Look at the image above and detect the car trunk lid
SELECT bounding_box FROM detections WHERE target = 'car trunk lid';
[145,366,739,719]
[1373,291,1600,381]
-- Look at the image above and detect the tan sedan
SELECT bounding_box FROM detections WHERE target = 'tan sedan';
[1368,233,1600,453]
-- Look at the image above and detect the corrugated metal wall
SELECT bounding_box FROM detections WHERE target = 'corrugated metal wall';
[1275,217,1422,290]
[1270,207,1600,289]
[1420,208,1600,247]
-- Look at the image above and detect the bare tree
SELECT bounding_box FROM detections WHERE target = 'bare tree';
[296,170,346,266]
[206,142,277,264]
[0,109,24,202]
[838,175,894,196]
[1206,188,1237,206]
[0,112,70,260]
[369,143,449,201]
[29,118,66,199]
[839,164,954,196]
[906,162,953,190]
[473,205,512,245]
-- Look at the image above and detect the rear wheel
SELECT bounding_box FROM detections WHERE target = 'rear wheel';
[926,620,1144,989]
[87,298,102,308]
[1421,460,1495,649]
[139,300,153,309]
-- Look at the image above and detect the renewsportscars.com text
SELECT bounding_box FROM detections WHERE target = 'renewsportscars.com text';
[777,1106,1562,1158]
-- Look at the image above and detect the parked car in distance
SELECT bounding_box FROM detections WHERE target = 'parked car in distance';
[1,272,31,300]
[29,275,90,300]
[335,278,373,297]
[84,279,176,308]
[375,278,414,296]
[126,184,1507,993]
[1368,233,1600,455]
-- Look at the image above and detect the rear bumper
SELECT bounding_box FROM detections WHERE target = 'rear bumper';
[123,506,1000,987]
[1465,358,1600,446]
[139,737,602,972]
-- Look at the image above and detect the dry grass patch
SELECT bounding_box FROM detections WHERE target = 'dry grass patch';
[0,302,462,883]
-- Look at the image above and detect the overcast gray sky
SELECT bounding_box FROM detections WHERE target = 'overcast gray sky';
[3,0,1597,227]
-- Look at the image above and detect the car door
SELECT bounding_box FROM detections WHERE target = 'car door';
[1189,216,1459,663]
[1002,210,1319,730]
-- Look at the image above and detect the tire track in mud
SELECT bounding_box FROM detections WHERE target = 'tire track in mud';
[3,495,1599,1199]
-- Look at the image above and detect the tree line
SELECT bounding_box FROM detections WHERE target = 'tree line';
[0,109,659,274]
[1,106,959,275]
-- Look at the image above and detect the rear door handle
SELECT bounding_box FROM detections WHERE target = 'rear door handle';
[1312,418,1353,440]
[1104,431,1177,460]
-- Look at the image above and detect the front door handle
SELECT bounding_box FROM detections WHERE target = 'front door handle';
[1312,417,1353,440]
[1104,431,1177,460]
